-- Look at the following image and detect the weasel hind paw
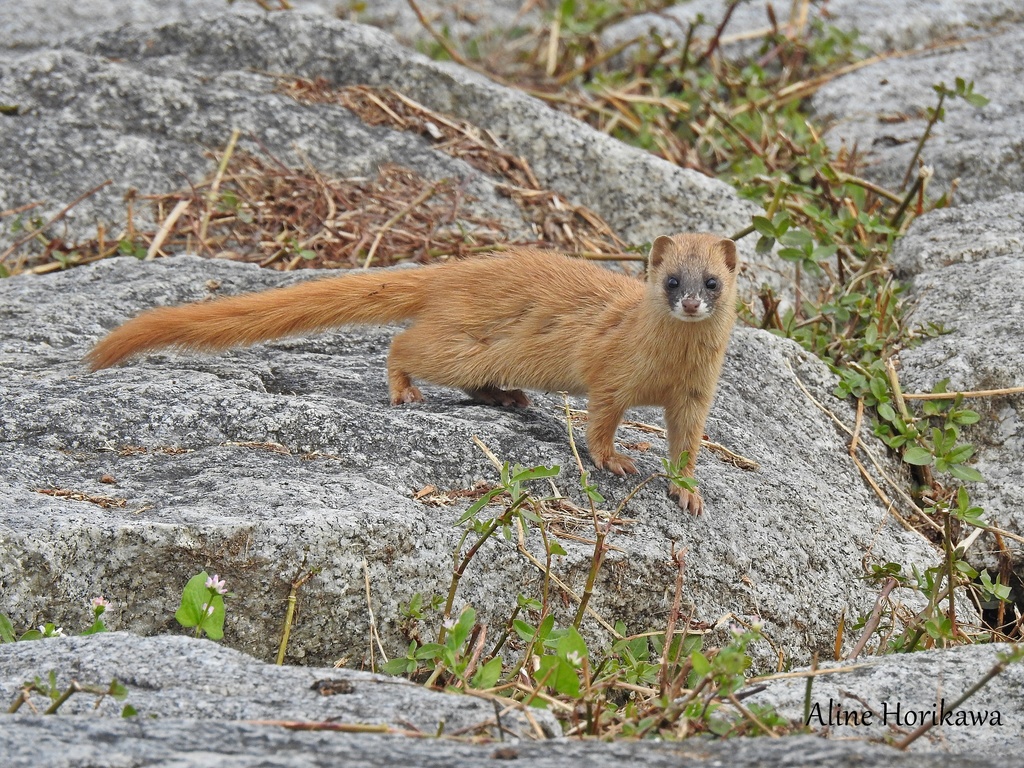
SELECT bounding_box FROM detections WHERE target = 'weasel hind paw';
[465,386,531,408]
[669,485,703,516]
[390,385,424,405]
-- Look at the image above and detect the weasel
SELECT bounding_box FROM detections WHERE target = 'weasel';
[87,233,737,514]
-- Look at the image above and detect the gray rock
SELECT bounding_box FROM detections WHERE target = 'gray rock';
[602,0,1024,56]
[0,0,336,50]
[749,643,1024,752]
[892,194,1024,571]
[0,720,1009,768]
[0,632,557,735]
[0,254,947,671]
[812,26,1024,206]
[342,0,536,46]
[0,12,756,250]
[0,12,790,300]
[0,634,1019,765]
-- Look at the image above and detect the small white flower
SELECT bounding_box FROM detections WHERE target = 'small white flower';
[53,627,64,636]
[205,575,227,595]
[442,616,457,631]
[91,596,111,609]
[531,654,541,673]
[566,651,583,668]
[203,603,216,617]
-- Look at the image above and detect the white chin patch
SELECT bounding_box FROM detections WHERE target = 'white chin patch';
[671,300,710,322]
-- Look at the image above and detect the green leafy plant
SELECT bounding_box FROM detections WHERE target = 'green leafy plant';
[1,596,111,643]
[175,572,229,640]
[7,669,135,717]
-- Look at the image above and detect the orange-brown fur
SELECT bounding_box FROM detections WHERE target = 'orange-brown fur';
[88,233,737,514]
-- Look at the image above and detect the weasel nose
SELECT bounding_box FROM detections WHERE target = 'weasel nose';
[681,298,701,314]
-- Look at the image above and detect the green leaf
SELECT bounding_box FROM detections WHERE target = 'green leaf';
[777,247,804,262]
[175,572,211,628]
[80,618,107,636]
[471,656,503,689]
[811,243,838,261]
[751,216,775,237]
[457,488,504,524]
[903,446,934,466]
[382,657,417,675]
[510,465,561,483]
[415,642,446,660]
[779,228,812,248]
[548,540,568,556]
[448,607,476,650]
[537,614,555,643]
[537,655,580,697]
[512,619,536,643]
[949,464,983,483]
[556,627,588,663]
[174,571,225,639]
[877,402,896,422]
[691,651,712,678]
[0,613,15,643]
[944,444,975,465]
[755,235,775,254]
[951,409,980,425]
[121,704,138,718]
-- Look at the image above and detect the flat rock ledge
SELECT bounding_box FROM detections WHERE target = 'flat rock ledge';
[1,633,1020,766]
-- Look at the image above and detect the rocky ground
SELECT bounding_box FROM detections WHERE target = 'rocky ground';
[1,1,1022,765]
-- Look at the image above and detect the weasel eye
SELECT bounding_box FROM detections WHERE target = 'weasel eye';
[705,277,719,291]
[666,276,680,290]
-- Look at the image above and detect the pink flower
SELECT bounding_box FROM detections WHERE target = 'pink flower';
[205,575,227,595]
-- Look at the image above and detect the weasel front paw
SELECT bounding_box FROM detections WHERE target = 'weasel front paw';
[669,485,703,516]
[594,452,638,476]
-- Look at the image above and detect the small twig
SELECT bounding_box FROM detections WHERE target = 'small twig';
[145,199,191,260]
[659,546,688,697]
[363,180,443,268]
[277,568,317,665]
[200,127,241,242]
[900,91,944,190]
[247,720,408,735]
[0,200,44,219]
[728,693,779,737]
[846,577,898,660]
[363,558,389,670]
[904,385,1024,401]
[694,0,742,66]
[849,398,864,457]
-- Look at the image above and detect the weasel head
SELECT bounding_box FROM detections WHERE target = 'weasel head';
[646,234,738,323]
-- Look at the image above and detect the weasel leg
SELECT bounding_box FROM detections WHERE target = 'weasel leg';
[586,394,637,475]
[387,330,424,405]
[463,386,531,408]
[665,399,712,515]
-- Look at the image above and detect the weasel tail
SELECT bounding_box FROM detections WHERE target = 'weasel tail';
[85,267,427,370]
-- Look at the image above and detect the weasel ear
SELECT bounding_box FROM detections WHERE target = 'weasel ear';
[718,238,738,272]
[648,236,675,271]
